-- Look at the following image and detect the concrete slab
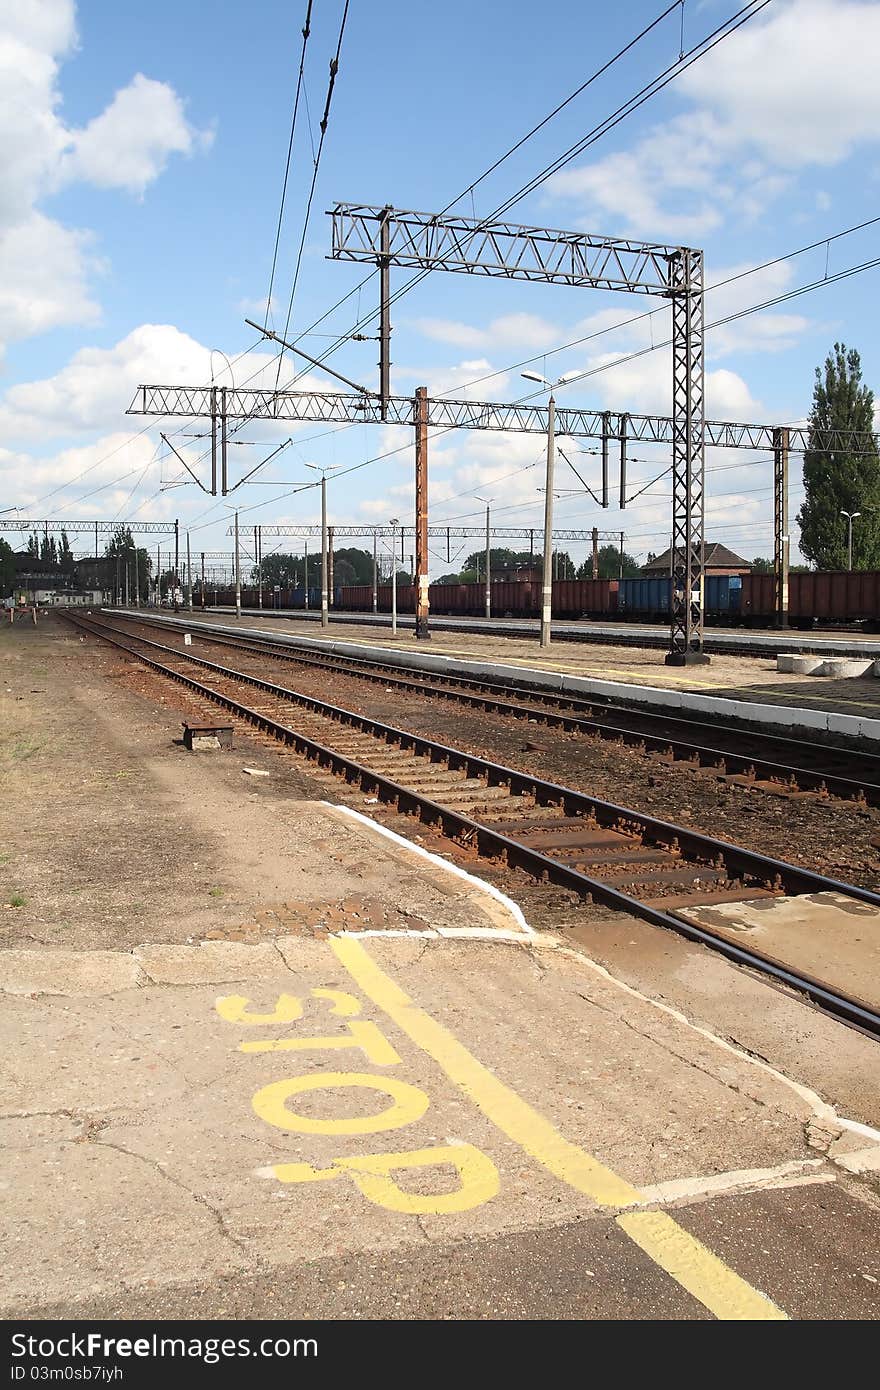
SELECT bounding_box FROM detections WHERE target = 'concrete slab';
[134,940,285,984]
[3,931,876,1319]
[0,948,144,996]
[677,893,880,1011]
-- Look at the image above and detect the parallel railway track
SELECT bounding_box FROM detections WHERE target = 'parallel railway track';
[104,610,880,807]
[68,611,880,1038]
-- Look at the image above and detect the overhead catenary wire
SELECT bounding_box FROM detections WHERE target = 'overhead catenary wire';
[263,0,314,329]
[276,0,770,394]
[274,0,351,388]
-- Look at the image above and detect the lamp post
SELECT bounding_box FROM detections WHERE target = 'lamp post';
[305,463,342,630]
[840,509,861,572]
[390,518,400,635]
[234,510,241,618]
[475,496,494,619]
[521,370,579,648]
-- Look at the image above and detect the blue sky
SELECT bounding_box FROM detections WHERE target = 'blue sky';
[2,0,880,575]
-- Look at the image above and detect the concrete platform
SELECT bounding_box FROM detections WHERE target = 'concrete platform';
[678,892,880,1012]
[3,617,879,1320]
[3,928,879,1320]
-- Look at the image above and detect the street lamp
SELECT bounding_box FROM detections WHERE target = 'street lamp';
[389,518,400,635]
[475,495,494,619]
[840,510,861,572]
[521,370,579,648]
[305,463,342,629]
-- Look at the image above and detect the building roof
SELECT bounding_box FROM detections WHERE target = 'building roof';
[641,543,751,573]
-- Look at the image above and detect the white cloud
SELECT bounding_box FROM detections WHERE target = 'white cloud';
[58,73,213,194]
[0,2,212,355]
[549,1,880,240]
[0,212,101,342]
[413,311,559,353]
[680,0,880,167]
[0,323,292,447]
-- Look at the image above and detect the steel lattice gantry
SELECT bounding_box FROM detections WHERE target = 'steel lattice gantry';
[0,519,178,535]
[126,382,875,454]
[237,525,604,540]
[329,204,709,663]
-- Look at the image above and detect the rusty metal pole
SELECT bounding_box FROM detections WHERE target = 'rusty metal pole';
[773,426,790,628]
[592,527,599,580]
[173,519,179,612]
[414,385,430,639]
[540,395,556,649]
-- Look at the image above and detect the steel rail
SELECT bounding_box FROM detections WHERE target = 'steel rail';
[66,610,880,1037]
[106,611,880,804]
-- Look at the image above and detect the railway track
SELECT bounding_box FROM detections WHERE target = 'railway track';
[68,610,880,1038]
[104,610,880,807]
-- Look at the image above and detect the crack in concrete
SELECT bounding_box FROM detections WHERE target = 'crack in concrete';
[572,988,791,1121]
[89,1134,255,1264]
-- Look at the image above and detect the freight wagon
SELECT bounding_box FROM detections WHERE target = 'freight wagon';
[206,570,880,629]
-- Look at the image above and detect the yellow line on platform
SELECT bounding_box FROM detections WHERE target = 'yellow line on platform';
[332,936,788,1321]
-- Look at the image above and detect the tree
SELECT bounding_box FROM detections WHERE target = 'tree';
[104,527,151,601]
[797,343,880,569]
[578,544,639,579]
[0,539,15,596]
[58,531,75,576]
[751,556,774,574]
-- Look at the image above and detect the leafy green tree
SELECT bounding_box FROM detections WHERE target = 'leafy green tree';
[577,544,639,579]
[0,539,15,595]
[104,527,151,601]
[751,556,774,574]
[58,530,75,575]
[797,343,880,569]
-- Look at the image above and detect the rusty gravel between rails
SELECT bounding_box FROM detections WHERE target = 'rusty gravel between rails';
[104,609,880,807]
[65,611,880,1038]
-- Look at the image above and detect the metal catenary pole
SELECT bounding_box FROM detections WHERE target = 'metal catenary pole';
[186,531,193,611]
[773,426,790,627]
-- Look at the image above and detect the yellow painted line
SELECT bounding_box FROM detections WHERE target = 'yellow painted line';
[333,935,788,1321]
[617,1211,787,1321]
[332,936,641,1208]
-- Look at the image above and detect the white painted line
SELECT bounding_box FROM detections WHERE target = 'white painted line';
[628,1158,830,1208]
[324,801,534,938]
[545,940,871,1144]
